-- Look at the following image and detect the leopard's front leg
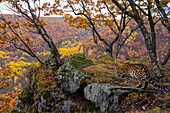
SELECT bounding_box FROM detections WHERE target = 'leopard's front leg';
[136,82,143,88]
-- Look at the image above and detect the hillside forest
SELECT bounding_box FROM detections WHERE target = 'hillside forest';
[0,0,170,112]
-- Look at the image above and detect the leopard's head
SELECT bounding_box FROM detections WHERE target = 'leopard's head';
[116,64,128,78]
[116,68,127,78]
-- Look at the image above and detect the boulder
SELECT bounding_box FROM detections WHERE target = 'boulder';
[57,54,93,93]
[84,83,144,112]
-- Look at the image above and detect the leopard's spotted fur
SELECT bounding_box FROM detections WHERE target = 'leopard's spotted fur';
[117,63,169,91]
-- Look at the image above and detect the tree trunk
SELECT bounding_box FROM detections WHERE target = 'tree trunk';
[49,40,61,66]
[139,25,162,77]
[114,50,119,59]
[149,49,162,77]
[161,43,170,66]
[114,44,121,59]
[106,46,113,58]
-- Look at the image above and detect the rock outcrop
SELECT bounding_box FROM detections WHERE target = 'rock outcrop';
[16,54,145,112]
[84,83,144,112]
[57,54,92,93]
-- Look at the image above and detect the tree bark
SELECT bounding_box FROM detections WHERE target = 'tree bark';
[161,43,170,66]
[107,47,113,58]
[50,41,61,66]
[114,45,120,59]
[131,9,162,77]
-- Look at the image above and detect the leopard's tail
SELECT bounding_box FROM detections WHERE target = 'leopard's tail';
[148,80,170,91]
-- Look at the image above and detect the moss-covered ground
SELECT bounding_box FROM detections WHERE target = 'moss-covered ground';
[82,57,170,113]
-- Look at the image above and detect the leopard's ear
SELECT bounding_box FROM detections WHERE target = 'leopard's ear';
[115,67,120,76]
[116,63,124,68]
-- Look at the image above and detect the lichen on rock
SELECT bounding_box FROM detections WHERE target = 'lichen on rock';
[57,54,93,93]
[84,83,144,112]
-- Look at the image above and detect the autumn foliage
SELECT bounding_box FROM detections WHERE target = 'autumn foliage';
[0,0,169,112]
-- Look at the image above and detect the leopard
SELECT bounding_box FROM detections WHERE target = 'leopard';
[116,62,169,91]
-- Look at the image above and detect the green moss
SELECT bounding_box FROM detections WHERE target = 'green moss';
[126,58,148,63]
[41,90,53,101]
[71,53,86,59]
[36,79,50,89]
[68,54,93,69]
[83,64,115,76]
[19,87,34,103]
[98,56,114,61]
[34,73,39,79]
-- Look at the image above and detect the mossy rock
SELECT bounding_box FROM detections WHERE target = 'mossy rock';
[19,86,34,104]
[57,54,93,93]
[66,54,93,69]
[28,67,60,92]
[71,53,86,59]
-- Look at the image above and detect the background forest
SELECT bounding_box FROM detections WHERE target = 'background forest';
[1,14,169,64]
[0,14,169,112]
[0,0,170,112]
